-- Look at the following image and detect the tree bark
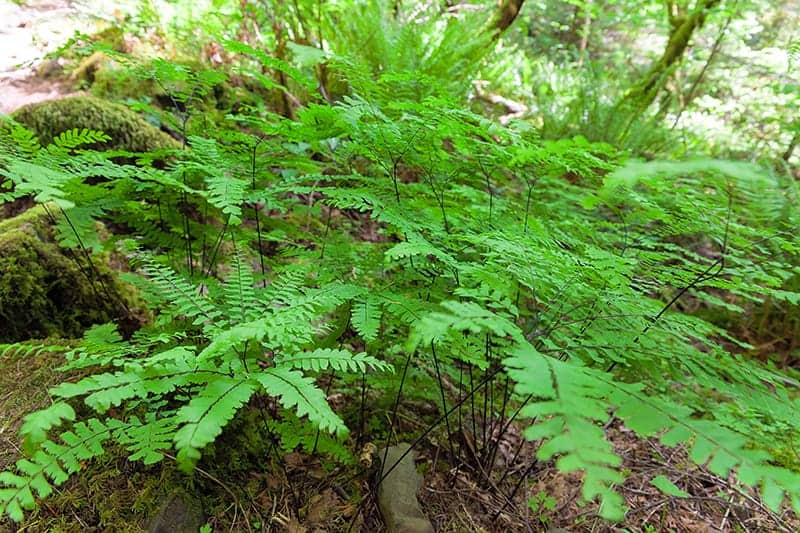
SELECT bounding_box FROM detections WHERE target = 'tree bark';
[624,0,721,111]
[491,0,526,39]
[782,129,799,162]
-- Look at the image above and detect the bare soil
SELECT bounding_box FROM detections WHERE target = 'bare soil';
[0,0,94,113]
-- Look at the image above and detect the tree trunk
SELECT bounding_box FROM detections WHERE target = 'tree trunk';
[624,0,721,111]
[491,0,526,39]
[782,129,799,162]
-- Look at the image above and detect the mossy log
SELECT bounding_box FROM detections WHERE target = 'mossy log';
[0,205,144,342]
[11,95,178,152]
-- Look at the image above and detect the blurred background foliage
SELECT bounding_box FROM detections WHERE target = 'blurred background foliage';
[43,0,798,167]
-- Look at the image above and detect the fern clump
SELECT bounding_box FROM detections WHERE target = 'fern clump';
[1,40,799,527]
[0,249,391,520]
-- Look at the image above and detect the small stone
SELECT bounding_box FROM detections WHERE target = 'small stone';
[377,443,434,533]
[36,58,63,79]
[148,493,205,533]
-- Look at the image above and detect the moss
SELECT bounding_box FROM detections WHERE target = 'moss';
[0,205,144,342]
[0,339,187,532]
[10,95,178,152]
[0,341,72,472]
[89,62,164,104]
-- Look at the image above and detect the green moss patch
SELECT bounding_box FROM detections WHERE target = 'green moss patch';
[10,95,178,152]
[0,205,144,342]
[0,343,70,472]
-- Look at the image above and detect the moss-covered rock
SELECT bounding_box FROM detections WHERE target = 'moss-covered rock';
[0,205,144,342]
[11,95,178,152]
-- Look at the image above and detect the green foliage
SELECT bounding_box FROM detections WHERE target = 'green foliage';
[2,20,800,526]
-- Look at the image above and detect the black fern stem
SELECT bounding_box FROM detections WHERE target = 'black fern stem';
[523,177,536,233]
[380,348,414,476]
[457,363,463,440]
[495,393,535,487]
[156,76,195,277]
[42,204,131,316]
[346,363,508,533]
[312,369,337,455]
[255,406,300,509]
[319,203,333,259]
[358,370,368,447]
[251,136,267,278]
[469,364,478,453]
[481,334,491,456]
[179,117,193,277]
[377,363,507,486]
[200,202,210,275]
[478,156,494,223]
[202,221,228,279]
[493,457,541,522]
[485,375,511,475]
[156,198,173,264]
[430,341,456,468]
[607,188,734,373]
[230,237,246,324]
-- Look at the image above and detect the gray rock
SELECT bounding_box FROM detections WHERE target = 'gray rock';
[148,493,205,533]
[377,443,434,533]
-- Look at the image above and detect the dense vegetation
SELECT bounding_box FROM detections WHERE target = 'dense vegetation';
[0,0,798,530]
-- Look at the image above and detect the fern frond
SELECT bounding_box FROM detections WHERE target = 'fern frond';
[19,402,76,455]
[0,342,69,359]
[269,418,353,464]
[504,343,625,519]
[134,255,222,326]
[276,348,392,373]
[254,367,345,436]
[49,128,111,151]
[351,295,382,343]
[0,118,40,158]
[181,136,248,224]
[409,300,524,352]
[222,40,318,94]
[0,161,76,208]
[222,247,260,323]
[62,323,136,370]
[0,418,113,522]
[117,415,178,465]
[384,237,458,268]
[505,343,800,520]
[173,375,257,471]
[53,347,198,412]
[197,320,267,361]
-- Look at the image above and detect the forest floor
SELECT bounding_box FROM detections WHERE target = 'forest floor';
[2,345,797,532]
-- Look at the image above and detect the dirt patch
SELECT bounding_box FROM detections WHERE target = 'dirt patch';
[417,420,799,532]
[0,0,104,113]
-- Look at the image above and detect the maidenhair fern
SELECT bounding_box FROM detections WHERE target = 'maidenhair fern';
[0,247,392,519]
[1,45,799,526]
